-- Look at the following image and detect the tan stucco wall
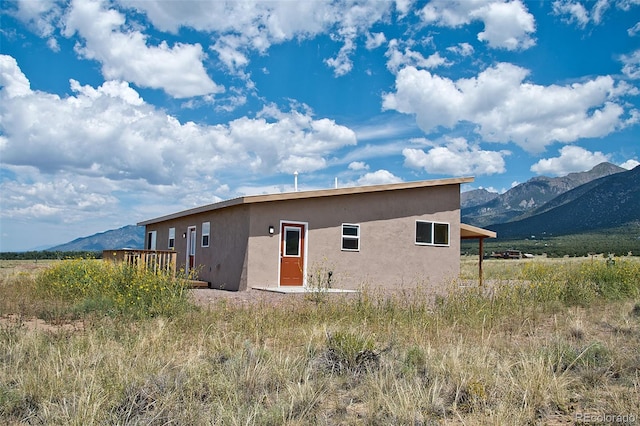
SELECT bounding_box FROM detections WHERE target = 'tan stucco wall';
[245,184,461,292]
[144,205,250,291]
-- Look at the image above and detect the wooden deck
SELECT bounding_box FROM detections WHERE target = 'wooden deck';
[103,249,177,277]
[104,249,211,288]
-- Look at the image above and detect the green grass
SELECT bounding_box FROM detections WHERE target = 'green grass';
[461,224,640,257]
[1,257,639,424]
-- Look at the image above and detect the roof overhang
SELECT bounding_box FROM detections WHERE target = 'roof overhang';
[460,223,497,239]
[138,176,474,226]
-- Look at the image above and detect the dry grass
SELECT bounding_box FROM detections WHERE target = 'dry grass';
[1,257,639,424]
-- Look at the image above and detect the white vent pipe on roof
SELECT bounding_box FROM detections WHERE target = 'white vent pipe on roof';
[294,171,298,192]
[334,177,338,189]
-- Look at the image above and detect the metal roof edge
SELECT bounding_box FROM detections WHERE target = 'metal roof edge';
[138,176,474,226]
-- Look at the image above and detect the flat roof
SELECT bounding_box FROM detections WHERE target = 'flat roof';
[138,176,474,226]
[460,223,497,239]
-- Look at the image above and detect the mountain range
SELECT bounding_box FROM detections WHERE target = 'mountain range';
[461,162,626,227]
[485,164,640,239]
[43,162,638,251]
[48,225,145,252]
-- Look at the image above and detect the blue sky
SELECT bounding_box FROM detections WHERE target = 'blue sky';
[1,0,639,251]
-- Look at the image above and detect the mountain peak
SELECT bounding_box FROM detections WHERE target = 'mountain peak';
[461,188,500,209]
[462,162,626,227]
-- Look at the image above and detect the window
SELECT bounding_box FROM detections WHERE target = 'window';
[341,223,360,251]
[284,226,301,256]
[168,228,175,249]
[147,231,157,250]
[202,222,210,247]
[415,221,449,246]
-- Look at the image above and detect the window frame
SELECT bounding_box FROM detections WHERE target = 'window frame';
[341,223,360,252]
[168,227,175,249]
[415,220,450,247]
[201,222,210,247]
[283,226,302,257]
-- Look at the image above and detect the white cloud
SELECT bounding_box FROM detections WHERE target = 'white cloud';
[0,172,118,221]
[530,146,610,176]
[620,159,640,169]
[211,35,250,76]
[394,0,414,17]
[0,55,31,98]
[325,35,357,76]
[621,49,640,79]
[46,37,60,51]
[338,141,408,166]
[385,39,451,73]
[10,0,61,44]
[235,184,296,197]
[591,0,611,23]
[353,116,418,141]
[628,22,640,36]
[365,32,387,49]
[120,0,393,77]
[278,156,327,174]
[420,0,536,51]
[475,1,536,50]
[402,137,507,176]
[0,56,358,222]
[553,0,640,27]
[382,63,636,152]
[62,0,221,98]
[214,94,248,113]
[420,0,486,26]
[310,2,393,76]
[70,79,144,106]
[447,42,474,56]
[552,0,590,28]
[617,0,640,11]
[348,161,369,171]
[119,0,332,37]
[356,170,403,185]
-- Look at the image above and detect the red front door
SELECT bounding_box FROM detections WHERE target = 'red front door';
[280,223,305,286]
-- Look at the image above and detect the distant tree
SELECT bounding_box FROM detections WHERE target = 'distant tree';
[0,251,100,260]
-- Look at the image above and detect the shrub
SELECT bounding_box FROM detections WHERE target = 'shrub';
[520,258,640,306]
[580,258,640,300]
[35,259,192,319]
[320,331,380,375]
[403,346,428,376]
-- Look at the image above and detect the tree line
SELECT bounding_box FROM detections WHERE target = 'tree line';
[0,251,101,260]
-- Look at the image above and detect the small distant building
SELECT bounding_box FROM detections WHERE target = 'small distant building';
[138,177,495,292]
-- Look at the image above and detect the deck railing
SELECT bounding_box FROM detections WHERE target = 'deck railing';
[103,249,177,278]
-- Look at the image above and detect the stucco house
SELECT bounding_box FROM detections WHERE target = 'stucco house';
[137,177,495,292]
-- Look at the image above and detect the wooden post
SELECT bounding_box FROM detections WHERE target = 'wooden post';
[479,237,484,287]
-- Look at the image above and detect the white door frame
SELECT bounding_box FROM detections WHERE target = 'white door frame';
[147,230,157,250]
[277,220,308,288]
[186,225,196,275]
